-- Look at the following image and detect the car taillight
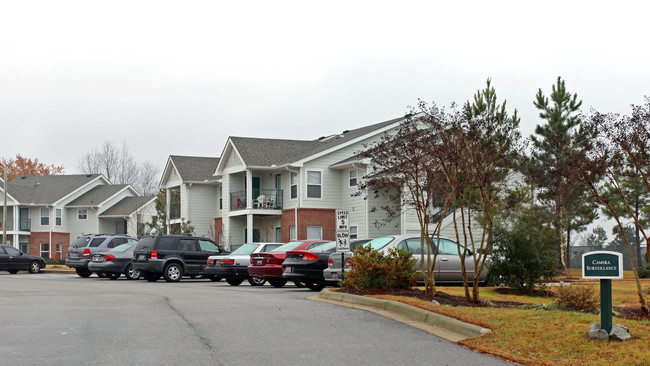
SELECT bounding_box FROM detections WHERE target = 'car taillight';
[302,253,319,261]
[327,259,333,268]
[267,257,280,265]
[220,259,235,266]
[206,259,214,265]
[151,250,158,259]
[105,254,115,261]
[82,248,91,257]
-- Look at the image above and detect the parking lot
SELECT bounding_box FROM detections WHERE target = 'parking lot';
[0,273,509,366]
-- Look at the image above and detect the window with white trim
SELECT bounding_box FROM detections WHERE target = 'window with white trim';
[78,209,88,220]
[349,170,358,187]
[40,243,50,259]
[350,225,358,239]
[290,226,296,241]
[306,171,321,198]
[290,172,298,199]
[307,226,322,240]
[40,208,49,226]
[55,209,62,226]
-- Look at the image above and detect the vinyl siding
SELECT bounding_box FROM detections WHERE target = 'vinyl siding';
[187,184,218,237]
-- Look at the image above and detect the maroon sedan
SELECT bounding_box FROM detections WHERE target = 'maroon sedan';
[248,240,328,288]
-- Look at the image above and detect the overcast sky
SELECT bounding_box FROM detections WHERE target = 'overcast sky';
[2,1,649,176]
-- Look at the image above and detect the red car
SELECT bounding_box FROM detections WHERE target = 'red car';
[248,240,328,288]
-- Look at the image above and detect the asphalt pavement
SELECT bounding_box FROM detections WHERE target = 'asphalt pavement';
[0,272,511,366]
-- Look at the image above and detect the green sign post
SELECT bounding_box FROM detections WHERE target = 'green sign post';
[582,251,623,333]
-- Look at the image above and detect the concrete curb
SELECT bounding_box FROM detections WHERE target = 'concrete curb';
[41,268,75,274]
[319,288,491,340]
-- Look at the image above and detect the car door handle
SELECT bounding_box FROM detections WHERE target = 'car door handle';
[440,258,449,261]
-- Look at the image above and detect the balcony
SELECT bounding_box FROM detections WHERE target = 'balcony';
[230,189,283,211]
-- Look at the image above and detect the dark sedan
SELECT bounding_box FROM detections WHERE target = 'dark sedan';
[282,241,336,291]
[88,243,141,280]
[0,245,46,274]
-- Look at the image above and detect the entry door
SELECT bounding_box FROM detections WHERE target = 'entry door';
[244,229,260,243]
[244,177,261,199]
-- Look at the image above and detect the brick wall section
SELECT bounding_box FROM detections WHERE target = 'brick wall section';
[214,218,223,243]
[28,232,71,263]
[281,208,335,242]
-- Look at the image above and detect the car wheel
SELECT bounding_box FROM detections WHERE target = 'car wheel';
[248,277,266,286]
[75,268,92,278]
[8,270,18,274]
[207,275,222,282]
[226,278,244,286]
[107,273,121,280]
[163,263,183,282]
[29,261,42,274]
[294,280,306,288]
[144,272,160,282]
[305,281,326,291]
[268,279,287,288]
[124,264,141,280]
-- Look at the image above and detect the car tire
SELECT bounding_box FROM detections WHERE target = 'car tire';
[29,261,42,274]
[248,277,266,286]
[124,264,141,280]
[163,263,183,282]
[207,275,222,282]
[75,267,92,278]
[268,279,287,288]
[107,273,121,280]
[305,281,326,291]
[8,270,18,274]
[144,272,161,282]
[226,278,244,286]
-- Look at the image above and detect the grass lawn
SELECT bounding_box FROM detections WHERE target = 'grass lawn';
[369,272,650,366]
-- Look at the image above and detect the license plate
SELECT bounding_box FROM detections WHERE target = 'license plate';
[137,254,146,260]
[284,266,292,273]
[92,255,102,262]
[332,273,338,280]
[70,253,78,258]
[257,259,263,265]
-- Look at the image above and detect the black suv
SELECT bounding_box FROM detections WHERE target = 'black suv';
[131,234,229,282]
[66,234,138,277]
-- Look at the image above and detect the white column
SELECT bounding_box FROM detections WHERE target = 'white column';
[246,169,253,243]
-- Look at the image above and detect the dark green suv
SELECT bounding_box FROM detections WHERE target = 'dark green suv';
[131,234,229,282]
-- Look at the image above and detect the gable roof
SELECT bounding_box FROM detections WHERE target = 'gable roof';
[223,116,403,169]
[99,195,157,217]
[7,174,105,205]
[65,184,131,207]
[169,155,220,182]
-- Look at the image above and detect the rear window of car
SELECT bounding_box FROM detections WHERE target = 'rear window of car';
[365,237,396,250]
[135,237,155,251]
[230,243,259,255]
[309,242,336,252]
[71,236,91,248]
[272,241,305,253]
[109,244,134,253]
[261,244,282,252]
[88,238,106,247]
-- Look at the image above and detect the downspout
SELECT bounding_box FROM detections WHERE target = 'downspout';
[186,182,192,226]
[286,167,300,240]
[48,205,53,256]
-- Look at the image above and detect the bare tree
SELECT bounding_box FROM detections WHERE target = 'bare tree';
[78,140,160,195]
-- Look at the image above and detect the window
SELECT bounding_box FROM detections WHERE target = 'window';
[20,243,28,254]
[306,171,321,198]
[78,209,88,220]
[307,226,322,240]
[349,170,358,187]
[218,187,223,210]
[350,226,358,239]
[56,243,63,259]
[290,226,296,241]
[40,208,49,226]
[178,239,198,251]
[55,209,62,226]
[198,239,221,252]
[6,246,20,256]
[290,172,298,199]
[40,243,50,259]
[275,227,282,243]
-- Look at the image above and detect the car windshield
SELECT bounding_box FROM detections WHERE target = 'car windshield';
[364,237,396,250]
[308,242,336,252]
[271,241,305,253]
[230,243,260,255]
[71,236,90,248]
[109,244,134,253]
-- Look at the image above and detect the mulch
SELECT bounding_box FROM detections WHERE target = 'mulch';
[340,287,650,321]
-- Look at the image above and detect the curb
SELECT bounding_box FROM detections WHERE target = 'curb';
[41,268,75,274]
[319,289,491,340]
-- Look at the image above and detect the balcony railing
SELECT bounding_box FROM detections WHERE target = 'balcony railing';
[230,189,283,211]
